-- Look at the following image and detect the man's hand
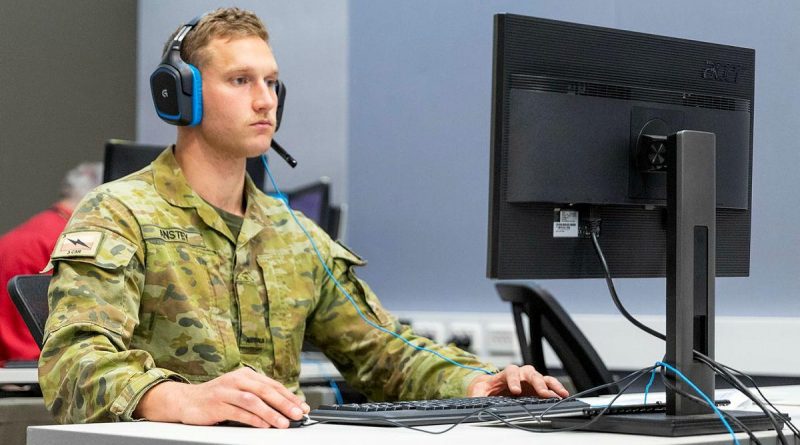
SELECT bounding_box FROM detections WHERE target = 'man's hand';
[133,367,310,428]
[467,364,569,399]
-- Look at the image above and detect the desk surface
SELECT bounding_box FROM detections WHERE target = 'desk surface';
[0,368,38,385]
[27,386,800,445]
[26,420,794,445]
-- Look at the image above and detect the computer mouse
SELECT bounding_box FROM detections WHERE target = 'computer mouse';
[288,415,309,428]
[220,416,308,428]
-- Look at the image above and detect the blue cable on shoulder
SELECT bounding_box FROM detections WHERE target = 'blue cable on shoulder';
[261,154,494,376]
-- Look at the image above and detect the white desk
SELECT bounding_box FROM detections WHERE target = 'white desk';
[26,386,800,445]
[26,420,795,445]
[0,368,37,385]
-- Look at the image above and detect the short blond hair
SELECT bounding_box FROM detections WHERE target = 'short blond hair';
[163,7,269,69]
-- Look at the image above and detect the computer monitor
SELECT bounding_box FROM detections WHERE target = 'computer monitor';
[487,14,763,435]
[103,139,267,189]
[286,181,333,236]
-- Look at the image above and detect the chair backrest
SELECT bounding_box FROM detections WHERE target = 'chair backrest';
[327,205,342,240]
[7,274,52,349]
[495,283,618,396]
[103,139,267,190]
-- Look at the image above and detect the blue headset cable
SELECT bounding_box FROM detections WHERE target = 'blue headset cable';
[261,154,494,376]
[656,361,739,445]
[643,366,658,405]
[328,378,344,405]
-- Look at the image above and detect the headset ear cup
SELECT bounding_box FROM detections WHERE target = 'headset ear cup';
[150,61,202,126]
[186,63,203,126]
[152,17,206,126]
[150,65,182,124]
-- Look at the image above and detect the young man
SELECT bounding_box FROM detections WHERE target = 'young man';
[39,8,567,428]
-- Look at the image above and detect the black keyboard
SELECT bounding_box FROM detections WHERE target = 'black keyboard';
[309,396,589,426]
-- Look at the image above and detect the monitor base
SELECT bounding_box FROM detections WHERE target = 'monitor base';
[550,410,785,437]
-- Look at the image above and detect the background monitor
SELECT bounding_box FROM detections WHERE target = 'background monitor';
[285,180,342,239]
[286,181,330,229]
[103,139,267,189]
[487,14,754,280]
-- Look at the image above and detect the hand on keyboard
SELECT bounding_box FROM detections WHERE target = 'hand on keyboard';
[466,364,569,399]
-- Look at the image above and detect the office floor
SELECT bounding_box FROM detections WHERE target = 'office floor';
[0,396,53,445]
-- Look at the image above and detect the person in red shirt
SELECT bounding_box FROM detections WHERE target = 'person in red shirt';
[0,162,102,364]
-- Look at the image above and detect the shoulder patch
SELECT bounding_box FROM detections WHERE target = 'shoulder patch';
[53,231,104,258]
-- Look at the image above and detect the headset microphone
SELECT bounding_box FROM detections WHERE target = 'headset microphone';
[270,140,298,168]
[269,80,298,168]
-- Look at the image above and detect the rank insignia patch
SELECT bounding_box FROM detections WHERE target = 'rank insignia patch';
[54,231,104,258]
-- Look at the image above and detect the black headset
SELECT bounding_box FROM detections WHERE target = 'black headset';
[150,15,286,129]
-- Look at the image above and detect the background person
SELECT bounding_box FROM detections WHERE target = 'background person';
[0,162,102,365]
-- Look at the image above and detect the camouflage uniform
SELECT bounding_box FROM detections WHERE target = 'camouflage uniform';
[39,148,496,423]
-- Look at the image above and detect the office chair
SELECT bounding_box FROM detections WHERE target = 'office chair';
[103,139,267,189]
[495,283,618,396]
[327,205,342,240]
[7,274,51,349]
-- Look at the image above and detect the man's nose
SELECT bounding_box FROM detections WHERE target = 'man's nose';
[253,81,277,112]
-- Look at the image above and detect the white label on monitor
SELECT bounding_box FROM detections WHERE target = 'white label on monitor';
[553,209,579,238]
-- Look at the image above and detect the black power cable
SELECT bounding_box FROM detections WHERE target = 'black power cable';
[694,353,795,444]
[590,232,665,341]
[710,361,800,439]
[658,368,762,445]
[589,230,790,443]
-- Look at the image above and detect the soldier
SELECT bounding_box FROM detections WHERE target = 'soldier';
[39,7,568,428]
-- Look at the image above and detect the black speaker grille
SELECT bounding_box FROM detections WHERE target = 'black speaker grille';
[508,75,751,113]
[151,71,180,116]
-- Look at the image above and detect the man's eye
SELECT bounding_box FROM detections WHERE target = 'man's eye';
[233,77,249,85]
[266,79,278,91]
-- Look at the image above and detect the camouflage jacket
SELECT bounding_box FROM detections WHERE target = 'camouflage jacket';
[40,148,495,423]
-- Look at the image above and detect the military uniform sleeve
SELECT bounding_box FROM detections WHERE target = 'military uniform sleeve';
[39,191,188,423]
[305,231,498,401]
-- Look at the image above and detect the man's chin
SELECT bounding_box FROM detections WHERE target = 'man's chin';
[244,139,273,159]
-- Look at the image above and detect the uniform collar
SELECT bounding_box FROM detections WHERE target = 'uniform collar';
[151,146,199,209]
[151,146,280,245]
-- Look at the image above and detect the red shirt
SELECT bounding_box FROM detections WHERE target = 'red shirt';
[0,203,70,363]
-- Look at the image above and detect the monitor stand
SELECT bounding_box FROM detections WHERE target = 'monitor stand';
[556,131,780,437]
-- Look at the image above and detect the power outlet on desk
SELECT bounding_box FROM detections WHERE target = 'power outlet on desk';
[446,322,483,354]
[486,323,519,364]
[408,320,446,344]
